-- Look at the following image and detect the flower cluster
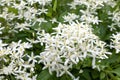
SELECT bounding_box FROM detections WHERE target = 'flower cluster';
[37,22,111,79]
[68,0,116,25]
[68,0,115,9]
[110,33,120,53]
[0,0,52,32]
[109,10,120,31]
[0,0,120,80]
[0,40,38,80]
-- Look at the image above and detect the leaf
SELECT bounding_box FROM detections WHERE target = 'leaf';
[46,12,52,17]
[102,53,120,66]
[112,67,120,77]
[117,78,120,80]
[31,22,40,29]
[40,22,53,33]
[53,0,57,12]
[82,69,92,80]
[10,75,16,80]
[60,74,72,80]
[8,7,18,14]
[46,7,53,17]
[0,17,6,25]
[91,70,99,79]
[100,72,106,80]
[37,69,51,80]
[58,11,67,22]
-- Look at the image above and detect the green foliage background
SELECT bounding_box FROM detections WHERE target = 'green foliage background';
[0,0,120,80]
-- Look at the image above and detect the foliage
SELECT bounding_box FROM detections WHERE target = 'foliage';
[0,0,120,80]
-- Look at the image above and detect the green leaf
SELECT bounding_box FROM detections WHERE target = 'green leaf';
[60,74,72,80]
[100,72,106,80]
[46,7,53,17]
[112,67,120,77]
[10,75,16,80]
[31,22,40,29]
[37,69,51,80]
[91,70,99,79]
[74,62,81,70]
[117,78,120,80]
[46,12,52,17]
[53,0,57,12]
[58,11,67,22]
[8,7,18,14]
[40,22,53,33]
[0,17,6,25]
[82,69,91,80]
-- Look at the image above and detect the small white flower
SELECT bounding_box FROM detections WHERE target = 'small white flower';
[73,77,80,80]
[67,2,78,9]
[14,22,31,31]
[27,52,39,64]
[63,13,79,23]
[110,33,120,53]
[0,23,4,34]
[26,38,40,44]
[0,62,14,75]
[0,40,7,48]
[36,0,52,6]
[38,7,48,15]
[13,0,27,10]
[50,18,58,24]
[80,9,101,24]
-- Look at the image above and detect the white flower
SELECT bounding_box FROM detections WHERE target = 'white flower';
[13,0,27,10]
[0,40,7,48]
[0,62,14,75]
[15,73,32,80]
[0,0,14,6]
[111,10,120,28]
[110,33,120,53]
[63,13,79,23]
[14,22,31,31]
[10,40,32,49]
[23,11,35,21]
[38,7,48,15]
[33,18,47,26]
[27,0,35,5]
[27,52,39,64]
[38,22,111,78]
[0,40,37,79]
[0,23,4,34]
[67,2,78,9]
[50,18,58,24]
[71,0,111,9]
[0,76,4,80]
[0,47,10,57]
[73,77,80,80]
[31,75,37,80]
[26,38,40,44]
[80,9,101,24]
[35,0,52,6]
[0,28,4,34]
